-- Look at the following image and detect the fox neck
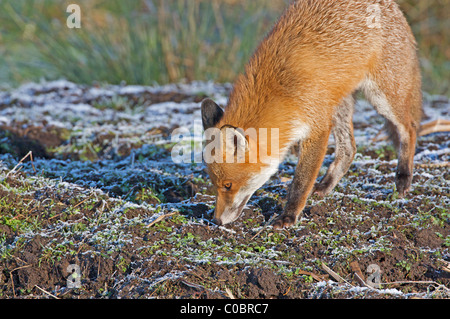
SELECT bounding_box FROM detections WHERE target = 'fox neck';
[219,82,309,167]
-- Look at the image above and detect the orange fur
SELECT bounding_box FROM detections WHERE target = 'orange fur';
[201,0,422,228]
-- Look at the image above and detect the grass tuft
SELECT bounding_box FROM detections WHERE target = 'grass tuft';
[0,0,447,95]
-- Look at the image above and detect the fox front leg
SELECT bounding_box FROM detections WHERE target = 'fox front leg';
[273,130,331,229]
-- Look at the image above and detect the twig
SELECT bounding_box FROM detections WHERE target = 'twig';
[72,195,92,209]
[95,200,107,227]
[9,264,32,298]
[418,119,450,136]
[10,272,15,298]
[371,130,386,143]
[372,119,450,142]
[181,280,205,291]
[441,262,450,273]
[146,212,178,228]
[321,263,342,283]
[34,285,60,299]
[225,287,236,299]
[6,151,34,177]
[48,195,93,221]
[350,261,373,288]
[250,213,278,241]
[10,264,31,272]
[296,269,328,282]
[200,218,237,234]
[29,150,36,173]
[321,262,353,286]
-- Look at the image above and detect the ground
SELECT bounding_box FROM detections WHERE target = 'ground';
[0,80,449,299]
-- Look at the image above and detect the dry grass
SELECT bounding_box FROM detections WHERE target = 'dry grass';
[0,0,448,95]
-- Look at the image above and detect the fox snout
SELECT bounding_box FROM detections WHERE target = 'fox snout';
[212,193,251,226]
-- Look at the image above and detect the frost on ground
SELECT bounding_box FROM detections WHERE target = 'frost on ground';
[0,80,449,299]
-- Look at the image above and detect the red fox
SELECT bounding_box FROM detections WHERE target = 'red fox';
[201,0,422,228]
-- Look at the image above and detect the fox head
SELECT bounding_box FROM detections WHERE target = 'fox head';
[201,99,280,225]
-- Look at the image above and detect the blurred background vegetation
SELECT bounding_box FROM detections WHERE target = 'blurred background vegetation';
[0,0,448,95]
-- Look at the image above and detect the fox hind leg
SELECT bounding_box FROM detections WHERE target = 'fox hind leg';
[361,78,420,197]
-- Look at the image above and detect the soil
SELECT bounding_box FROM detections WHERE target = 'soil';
[0,80,448,299]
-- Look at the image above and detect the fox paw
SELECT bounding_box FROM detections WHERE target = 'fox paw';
[273,214,297,229]
[313,182,332,198]
[395,172,412,198]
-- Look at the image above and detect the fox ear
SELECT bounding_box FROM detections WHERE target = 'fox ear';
[220,125,250,158]
[201,99,224,130]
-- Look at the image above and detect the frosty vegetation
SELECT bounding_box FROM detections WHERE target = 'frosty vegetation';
[0,80,448,299]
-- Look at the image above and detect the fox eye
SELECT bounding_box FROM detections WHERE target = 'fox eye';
[223,182,232,190]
